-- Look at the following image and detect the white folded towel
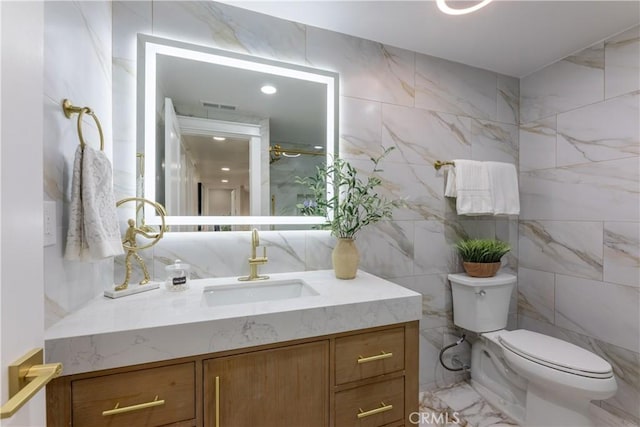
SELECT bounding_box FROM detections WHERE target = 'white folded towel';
[485,161,520,215]
[444,167,457,198]
[64,146,124,261]
[450,159,494,215]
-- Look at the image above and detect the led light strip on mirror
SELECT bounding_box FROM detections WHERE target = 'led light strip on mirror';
[139,34,338,228]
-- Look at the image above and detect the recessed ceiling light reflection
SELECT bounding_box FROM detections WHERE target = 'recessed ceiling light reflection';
[213,136,226,141]
[221,179,229,183]
[313,145,323,150]
[221,167,230,171]
[261,85,277,95]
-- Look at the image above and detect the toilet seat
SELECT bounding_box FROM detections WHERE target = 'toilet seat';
[498,330,613,379]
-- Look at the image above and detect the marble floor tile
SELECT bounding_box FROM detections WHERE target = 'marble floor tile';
[419,382,518,427]
[418,381,638,427]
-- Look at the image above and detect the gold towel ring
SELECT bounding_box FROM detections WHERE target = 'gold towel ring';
[62,99,105,151]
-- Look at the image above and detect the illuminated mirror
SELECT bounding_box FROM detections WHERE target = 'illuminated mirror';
[138,34,338,230]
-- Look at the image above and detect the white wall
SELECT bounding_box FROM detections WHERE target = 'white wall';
[518,25,640,422]
[208,188,232,216]
[0,2,45,424]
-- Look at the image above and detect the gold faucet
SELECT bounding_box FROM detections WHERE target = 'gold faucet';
[238,228,269,281]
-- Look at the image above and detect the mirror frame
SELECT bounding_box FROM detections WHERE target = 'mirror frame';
[137,34,338,227]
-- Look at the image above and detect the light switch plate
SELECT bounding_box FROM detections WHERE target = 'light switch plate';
[43,201,56,247]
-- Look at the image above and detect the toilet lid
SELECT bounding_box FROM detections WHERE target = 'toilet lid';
[498,330,613,379]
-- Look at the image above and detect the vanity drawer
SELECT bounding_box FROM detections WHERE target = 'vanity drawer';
[70,362,195,427]
[334,377,404,427]
[335,327,405,385]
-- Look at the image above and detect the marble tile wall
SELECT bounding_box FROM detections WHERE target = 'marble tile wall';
[518,25,640,422]
[108,1,519,393]
[43,1,113,327]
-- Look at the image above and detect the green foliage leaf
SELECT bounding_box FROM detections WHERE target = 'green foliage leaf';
[295,146,399,238]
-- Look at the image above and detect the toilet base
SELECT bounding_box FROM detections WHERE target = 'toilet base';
[525,383,594,427]
[470,379,524,424]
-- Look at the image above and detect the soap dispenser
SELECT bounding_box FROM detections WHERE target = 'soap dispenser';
[165,259,190,291]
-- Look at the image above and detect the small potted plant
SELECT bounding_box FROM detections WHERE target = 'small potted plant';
[296,147,398,279]
[455,238,510,278]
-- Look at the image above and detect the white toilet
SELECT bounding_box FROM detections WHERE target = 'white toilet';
[449,272,617,427]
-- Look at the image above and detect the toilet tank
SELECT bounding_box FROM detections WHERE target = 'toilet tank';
[449,273,516,333]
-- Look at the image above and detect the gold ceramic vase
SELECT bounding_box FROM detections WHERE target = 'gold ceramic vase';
[332,238,359,279]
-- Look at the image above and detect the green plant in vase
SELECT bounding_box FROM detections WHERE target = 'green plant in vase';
[455,238,510,278]
[296,146,399,279]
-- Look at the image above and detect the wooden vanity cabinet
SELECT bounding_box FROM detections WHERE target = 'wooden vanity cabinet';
[47,359,201,427]
[203,341,329,427]
[333,327,412,427]
[47,321,418,427]
[70,363,196,427]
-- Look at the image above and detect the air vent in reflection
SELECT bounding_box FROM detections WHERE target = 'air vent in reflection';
[201,101,237,111]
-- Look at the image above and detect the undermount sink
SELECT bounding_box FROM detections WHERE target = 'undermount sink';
[202,279,319,307]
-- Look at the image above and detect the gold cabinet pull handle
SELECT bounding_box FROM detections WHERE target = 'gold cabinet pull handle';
[357,401,393,419]
[357,351,393,364]
[102,395,164,416]
[215,376,220,427]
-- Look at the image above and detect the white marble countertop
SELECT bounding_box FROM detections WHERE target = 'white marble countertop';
[45,269,422,376]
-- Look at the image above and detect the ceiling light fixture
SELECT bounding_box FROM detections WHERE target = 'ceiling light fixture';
[213,136,226,141]
[313,145,323,150]
[260,85,277,95]
[221,167,230,171]
[436,0,493,15]
[221,179,229,183]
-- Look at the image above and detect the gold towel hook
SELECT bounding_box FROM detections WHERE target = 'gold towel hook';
[62,99,104,151]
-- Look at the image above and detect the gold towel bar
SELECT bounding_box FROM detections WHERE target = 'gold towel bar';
[62,99,104,151]
[269,144,325,164]
[433,160,455,170]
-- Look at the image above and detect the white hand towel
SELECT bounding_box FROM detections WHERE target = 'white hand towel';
[444,167,457,197]
[453,159,494,215]
[64,146,124,261]
[486,161,520,215]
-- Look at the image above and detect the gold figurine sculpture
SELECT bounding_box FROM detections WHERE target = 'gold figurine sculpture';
[115,219,158,290]
[111,197,166,295]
